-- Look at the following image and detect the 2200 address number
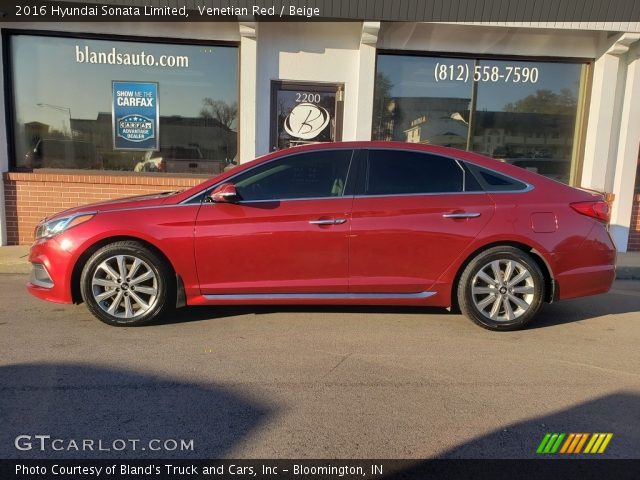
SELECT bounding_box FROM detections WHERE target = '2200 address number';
[435,63,539,83]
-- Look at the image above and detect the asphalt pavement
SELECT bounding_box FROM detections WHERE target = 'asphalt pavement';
[1,273,639,459]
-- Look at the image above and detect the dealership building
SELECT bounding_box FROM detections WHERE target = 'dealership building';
[1,2,640,251]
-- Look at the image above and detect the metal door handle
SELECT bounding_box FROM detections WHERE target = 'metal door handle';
[309,218,347,225]
[442,212,481,219]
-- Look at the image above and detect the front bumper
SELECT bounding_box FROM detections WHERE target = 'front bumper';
[26,237,75,304]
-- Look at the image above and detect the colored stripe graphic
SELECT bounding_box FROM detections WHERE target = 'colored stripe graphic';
[559,433,575,453]
[537,433,565,454]
[538,433,613,454]
[550,433,565,453]
[537,433,551,453]
[574,433,589,453]
[584,434,599,453]
[563,433,587,454]
[584,433,613,454]
[598,433,613,453]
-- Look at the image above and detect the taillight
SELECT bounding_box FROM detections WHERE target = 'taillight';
[570,201,610,223]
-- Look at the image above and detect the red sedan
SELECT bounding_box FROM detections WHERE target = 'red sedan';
[27,142,616,330]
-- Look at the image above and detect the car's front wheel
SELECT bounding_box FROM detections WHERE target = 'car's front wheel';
[457,246,544,331]
[80,241,174,326]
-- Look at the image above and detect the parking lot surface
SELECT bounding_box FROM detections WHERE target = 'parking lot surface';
[1,274,639,459]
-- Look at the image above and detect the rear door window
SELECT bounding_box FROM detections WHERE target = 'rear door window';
[360,149,464,195]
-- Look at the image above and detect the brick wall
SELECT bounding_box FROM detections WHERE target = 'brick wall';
[3,171,204,245]
[629,192,640,252]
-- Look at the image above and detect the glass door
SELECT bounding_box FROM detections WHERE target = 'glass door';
[270,81,344,151]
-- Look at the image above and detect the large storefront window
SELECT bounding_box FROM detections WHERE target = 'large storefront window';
[373,54,587,185]
[9,34,238,175]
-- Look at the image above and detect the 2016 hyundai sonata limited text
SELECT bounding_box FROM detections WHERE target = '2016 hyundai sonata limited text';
[27,142,616,331]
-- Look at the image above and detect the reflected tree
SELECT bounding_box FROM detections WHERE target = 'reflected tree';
[372,72,397,140]
[200,98,238,130]
[503,89,577,115]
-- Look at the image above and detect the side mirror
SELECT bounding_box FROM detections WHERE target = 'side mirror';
[208,183,239,203]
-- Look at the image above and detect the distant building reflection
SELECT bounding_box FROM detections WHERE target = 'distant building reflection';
[21,113,237,174]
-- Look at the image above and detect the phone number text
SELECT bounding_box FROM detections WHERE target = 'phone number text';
[435,63,539,83]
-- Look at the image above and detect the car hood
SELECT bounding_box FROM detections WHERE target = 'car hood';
[43,191,179,222]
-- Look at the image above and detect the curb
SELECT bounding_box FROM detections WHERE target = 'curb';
[615,267,640,281]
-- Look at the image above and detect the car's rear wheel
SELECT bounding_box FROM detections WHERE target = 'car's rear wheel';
[80,241,174,326]
[457,246,544,331]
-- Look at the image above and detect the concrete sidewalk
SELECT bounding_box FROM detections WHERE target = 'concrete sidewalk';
[0,245,30,274]
[2,244,639,279]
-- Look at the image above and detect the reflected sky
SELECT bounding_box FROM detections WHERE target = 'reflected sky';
[11,35,238,128]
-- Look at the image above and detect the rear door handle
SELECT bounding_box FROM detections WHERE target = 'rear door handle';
[442,212,481,219]
[309,218,347,225]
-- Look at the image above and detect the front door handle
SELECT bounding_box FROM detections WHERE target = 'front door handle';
[309,218,347,225]
[442,212,481,219]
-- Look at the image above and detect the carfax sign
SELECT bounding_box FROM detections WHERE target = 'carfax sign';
[112,81,159,150]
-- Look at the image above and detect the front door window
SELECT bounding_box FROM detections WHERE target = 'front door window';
[233,149,353,201]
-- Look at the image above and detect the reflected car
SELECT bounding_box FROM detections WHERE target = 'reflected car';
[27,141,616,331]
[26,138,102,170]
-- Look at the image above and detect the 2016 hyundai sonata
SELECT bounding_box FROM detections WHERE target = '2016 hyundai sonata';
[27,142,616,330]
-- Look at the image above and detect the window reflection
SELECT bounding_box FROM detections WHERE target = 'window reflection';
[11,35,238,174]
[473,60,581,184]
[373,57,473,148]
[373,54,585,185]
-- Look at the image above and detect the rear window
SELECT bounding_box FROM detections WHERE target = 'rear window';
[465,163,528,192]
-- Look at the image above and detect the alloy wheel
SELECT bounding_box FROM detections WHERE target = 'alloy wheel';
[91,254,159,319]
[471,259,535,322]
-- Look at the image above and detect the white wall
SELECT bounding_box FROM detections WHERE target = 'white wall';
[608,43,640,251]
[253,22,364,157]
[239,25,257,162]
[581,34,640,251]
[0,40,7,246]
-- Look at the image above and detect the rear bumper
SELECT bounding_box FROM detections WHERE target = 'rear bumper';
[26,237,75,304]
[553,224,616,301]
[555,264,616,300]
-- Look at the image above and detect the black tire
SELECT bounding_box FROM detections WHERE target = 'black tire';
[457,246,544,331]
[80,240,175,326]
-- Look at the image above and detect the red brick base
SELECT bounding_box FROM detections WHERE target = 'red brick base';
[3,171,204,245]
[630,192,640,251]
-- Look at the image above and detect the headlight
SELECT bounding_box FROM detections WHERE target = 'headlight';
[35,213,95,240]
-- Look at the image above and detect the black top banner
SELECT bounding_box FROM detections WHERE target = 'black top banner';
[0,0,639,22]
